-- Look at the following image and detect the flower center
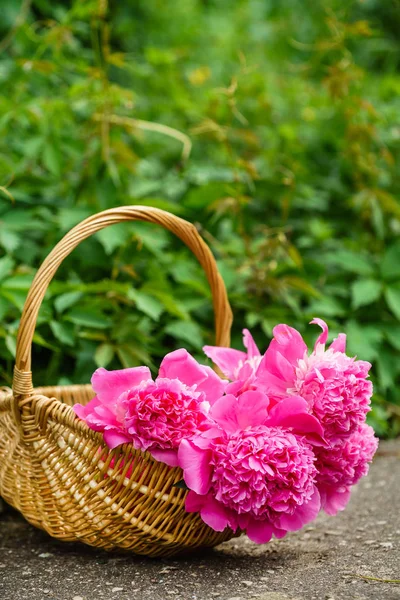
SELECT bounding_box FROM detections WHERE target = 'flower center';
[233,355,262,379]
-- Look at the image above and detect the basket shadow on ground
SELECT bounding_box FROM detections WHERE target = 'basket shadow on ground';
[0,503,301,567]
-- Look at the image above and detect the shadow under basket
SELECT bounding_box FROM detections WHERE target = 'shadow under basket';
[0,206,237,557]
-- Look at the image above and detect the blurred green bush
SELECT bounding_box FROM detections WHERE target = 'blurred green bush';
[0,0,399,436]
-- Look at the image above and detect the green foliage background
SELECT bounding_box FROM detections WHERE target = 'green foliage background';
[1,0,400,436]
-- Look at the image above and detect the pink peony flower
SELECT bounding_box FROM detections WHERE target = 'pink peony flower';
[315,423,378,515]
[74,349,226,466]
[204,329,262,395]
[178,391,323,543]
[122,378,211,463]
[256,319,373,441]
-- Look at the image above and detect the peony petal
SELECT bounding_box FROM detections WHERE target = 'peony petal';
[203,345,246,380]
[235,361,256,383]
[160,348,226,404]
[225,380,247,396]
[178,439,212,495]
[273,527,288,540]
[190,430,220,445]
[242,329,261,358]
[74,397,116,432]
[237,513,250,530]
[255,324,307,395]
[274,349,298,382]
[278,487,320,531]
[200,496,230,531]
[253,368,289,398]
[210,391,269,432]
[246,518,274,544]
[92,366,151,405]
[236,390,270,429]
[310,318,328,349]
[103,430,132,449]
[185,490,206,512]
[320,485,351,516]
[209,394,241,433]
[150,448,179,467]
[265,394,309,422]
[329,333,346,353]
[93,403,121,428]
[270,324,308,366]
[265,395,325,444]
[73,396,100,420]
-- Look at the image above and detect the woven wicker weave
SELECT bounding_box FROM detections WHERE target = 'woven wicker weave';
[0,206,237,557]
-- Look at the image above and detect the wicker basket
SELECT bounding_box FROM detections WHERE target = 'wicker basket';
[0,206,237,557]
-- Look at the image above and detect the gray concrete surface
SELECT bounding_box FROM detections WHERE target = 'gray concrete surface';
[0,440,399,600]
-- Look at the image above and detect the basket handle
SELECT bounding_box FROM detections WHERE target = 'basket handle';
[12,206,233,404]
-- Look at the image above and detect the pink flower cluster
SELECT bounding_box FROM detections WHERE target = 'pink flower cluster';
[74,348,225,467]
[74,318,378,544]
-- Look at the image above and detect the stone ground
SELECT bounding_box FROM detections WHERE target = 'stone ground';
[0,440,399,600]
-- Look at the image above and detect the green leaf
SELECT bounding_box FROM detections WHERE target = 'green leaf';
[384,285,400,321]
[1,210,45,231]
[307,296,346,317]
[66,308,112,329]
[5,334,16,357]
[132,197,184,214]
[351,279,382,309]
[382,323,400,351]
[283,276,320,298]
[54,291,83,313]
[50,320,75,347]
[57,208,92,231]
[376,348,399,391]
[172,479,189,490]
[2,274,34,290]
[164,320,203,349]
[381,242,400,281]
[0,296,10,320]
[345,320,382,362]
[0,229,20,252]
[96,224,130,255]
[128,289,164,321]
[42,144,62,177]
[116,346,152,369]
[0,256,14,280]
[32,331,58,351]
[185,182,229,209]
[148,290,189,320]
[130,223,169,255]
[24,136,44,158]
[94,343,114,367]
[0,288,26,310]
[324,250,375,277]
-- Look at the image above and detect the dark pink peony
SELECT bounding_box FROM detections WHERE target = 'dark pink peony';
[315,423,378,515]
[255,319,373,441]
[178,391,323,543]
[122,378,211,463]
[74,349,226,466]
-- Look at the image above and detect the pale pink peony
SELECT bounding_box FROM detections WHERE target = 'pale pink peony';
[203,329,262,395]
[315,423,378,515]
[74,349,226,466]
[256,319,373,441]
[178,391,323,543]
